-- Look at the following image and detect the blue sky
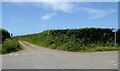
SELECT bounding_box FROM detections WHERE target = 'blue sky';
[2,2,118,36]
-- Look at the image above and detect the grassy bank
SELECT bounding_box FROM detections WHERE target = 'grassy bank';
[1,39,22,54]
[17,28,120,52]
[0,28,22,54]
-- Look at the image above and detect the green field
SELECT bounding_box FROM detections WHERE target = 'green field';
[17,28,120,52]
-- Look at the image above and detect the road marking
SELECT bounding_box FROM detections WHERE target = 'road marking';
[8,54,20,56]
[14,54,19,56]
[9,54,13,56]
[113,64,117,65]
[110,60,115,63]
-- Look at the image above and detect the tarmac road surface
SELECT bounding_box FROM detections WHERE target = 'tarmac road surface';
[2,41,118,69]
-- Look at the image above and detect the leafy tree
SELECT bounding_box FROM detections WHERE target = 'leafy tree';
[0,28,10,43]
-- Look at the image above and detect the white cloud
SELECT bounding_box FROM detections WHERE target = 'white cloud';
[42,2,74,13]
[38,2,117,18]
[41,13,57,20]
[79,7,117,19]
[4,2,117,19]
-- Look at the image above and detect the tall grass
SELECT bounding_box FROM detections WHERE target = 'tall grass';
[1,39,22,54]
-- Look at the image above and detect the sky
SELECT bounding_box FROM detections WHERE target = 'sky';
[2,2,118,36]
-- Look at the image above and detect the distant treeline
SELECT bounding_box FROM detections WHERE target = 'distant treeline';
[17,28,120,52]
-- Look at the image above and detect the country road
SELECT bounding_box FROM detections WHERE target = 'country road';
[2,41,118,69]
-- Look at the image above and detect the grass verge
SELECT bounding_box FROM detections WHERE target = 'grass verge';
[0,39,22,54]
[20,40,120,52]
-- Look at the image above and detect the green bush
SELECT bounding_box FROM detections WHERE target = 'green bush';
[0,28,10,43]
[2,39,22,54]
[49,44,57,49]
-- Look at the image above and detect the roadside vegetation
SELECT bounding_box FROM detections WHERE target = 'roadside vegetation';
[1,39,22,54]
[0,28,10,44]
[17,28,120,52]
[0,28,22,54]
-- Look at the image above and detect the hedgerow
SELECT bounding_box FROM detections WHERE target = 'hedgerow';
[17,28,120,52]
